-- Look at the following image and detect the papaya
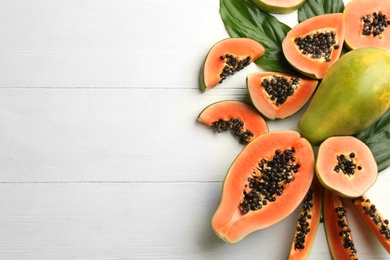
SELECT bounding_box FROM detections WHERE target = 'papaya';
[282,13,345,79]
[251,0,306,14]
[199,38,265,92]
[298,47,390,146]
[323,188,358,260]
[352,195,390,254]
[344,0,390,50]
[197,100,268,144]
[246,72,318,120]
[212,130,314,243]
[316,136,378,198]
[288,175,323,260]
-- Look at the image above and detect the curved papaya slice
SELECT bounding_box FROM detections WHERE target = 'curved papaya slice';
[282,13,345,79]
[212,130,314,243]
[199,38,265,92]
[197,100,268,144]
[344,0,390,50]
[247,72,318,120]
[323,188,358,260]
[316,136,378,198]
[352,195,390,254]
[252,0,305,14]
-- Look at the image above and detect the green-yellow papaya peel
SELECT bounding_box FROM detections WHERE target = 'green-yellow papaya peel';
[298,47,390,146]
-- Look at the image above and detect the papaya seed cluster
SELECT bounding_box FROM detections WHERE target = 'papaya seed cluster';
[294,188,314,250]
[218,54,251,84]
[210,117,254,144]
[335,206,358,259]
[333,153,362,176]
[262,75,301,106]
[361,11,390,38]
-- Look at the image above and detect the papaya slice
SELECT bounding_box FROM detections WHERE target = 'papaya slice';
[247,72,318,120]
[323,188,358,260]
[282,13,345,79]
[344,0,390,50]
[288,175,323,260]
[252,0,306,14]
[199,38,265,92]
[352,195,390,254]
[197,100,268,144]
[316,136,378,198]
[212,130,314,243]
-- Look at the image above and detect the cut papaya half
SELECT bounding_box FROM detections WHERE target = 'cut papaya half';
[352,195,390,254]
[247,72,318,120]
[344,0,390,50]
[288,175,323,260]
[323,188,358,260]
[197,100,268,144]
[252,0,306,14]
[316,136,378,198]
[212,130,315,243]
[282,13,345,79]
[199,38,265,92]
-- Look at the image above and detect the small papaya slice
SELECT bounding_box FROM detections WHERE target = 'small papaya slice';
[352,195,390,254]
[288,175,323,260]
[247,72,318,120]
[197,100,268,144]
[282,13,345,79]
[316,136,378,198]
[212,130,314,243]
[323,188,358,260]
[344,0,390,50]
[251,0,306,14]
[199,38,265,92]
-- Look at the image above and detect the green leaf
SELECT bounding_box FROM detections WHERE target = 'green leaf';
[355,109,390,172]
[220,0,294,73]
[298,0,345,23]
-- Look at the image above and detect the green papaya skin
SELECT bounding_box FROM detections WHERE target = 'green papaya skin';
[298,47,390,146]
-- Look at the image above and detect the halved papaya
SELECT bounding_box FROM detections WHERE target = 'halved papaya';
[197,100,268,144]
[288,175,323,260]
[316,136,378,198]
[344,0,390,50]
[247,72,318,120]
[252,0,306,14]
[352,195,390,254]
[282,13,345,79]
[199,38,265,92]
[323,188,358,260]
[212,130,314,243]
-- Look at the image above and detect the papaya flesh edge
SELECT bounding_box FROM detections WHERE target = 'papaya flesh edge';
[211,130,315,243]
[344,0,390,50]
[298,47,390,146]
[199,38,265,92]
[246,72,318,120]
[251,0,305,14]
[315,136,378,198]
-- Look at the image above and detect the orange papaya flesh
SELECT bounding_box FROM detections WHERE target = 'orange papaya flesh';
[199,38,265,92]
[316,136,378,198]
[352,195,390,254]
[197,100,268,144]
[323,188,358,260]
[288,175,323,260]
[282,13,345,79]
[251,0,305,14]
[247,72,318,120]
[344,0,390,50]
[212,130,314,243]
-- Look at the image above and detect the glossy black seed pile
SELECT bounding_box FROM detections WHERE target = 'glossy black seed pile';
[294,31,339,62]
[210,118,254,144]
[354,196,390,240]
[335,206,358,259]
[218,54,251,84]
[333,153,362,176]
[239,148,300,214]
[294,188,314,250]
[361,11,390,37]
[262,75,301,106]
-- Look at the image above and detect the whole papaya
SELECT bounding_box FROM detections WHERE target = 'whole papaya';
[298,47,390,146]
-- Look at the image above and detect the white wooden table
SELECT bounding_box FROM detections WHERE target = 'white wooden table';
[1,0,389,259]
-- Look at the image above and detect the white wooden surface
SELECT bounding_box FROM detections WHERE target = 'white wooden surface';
[1,0,390,259]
